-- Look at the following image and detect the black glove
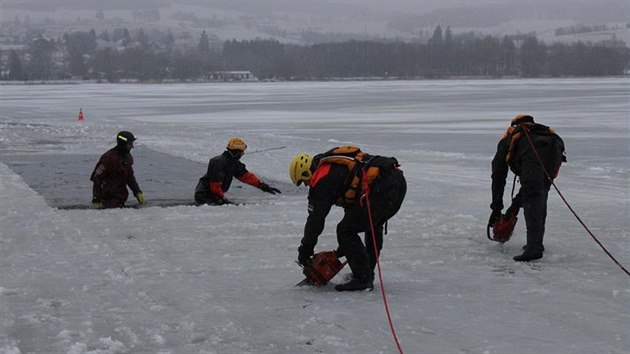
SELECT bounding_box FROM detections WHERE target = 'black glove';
[490,200,503,213]
[505,205,518,218]
[298,244,313,267]
[488,209,502,227]
[259,183,281,194]
[505,194,521,217]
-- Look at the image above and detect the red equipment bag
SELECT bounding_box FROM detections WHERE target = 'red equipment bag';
[488,213,518,243]
[301,251,347,286]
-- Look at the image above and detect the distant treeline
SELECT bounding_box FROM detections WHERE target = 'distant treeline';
[554,23,629,36]
[2,25,628,81]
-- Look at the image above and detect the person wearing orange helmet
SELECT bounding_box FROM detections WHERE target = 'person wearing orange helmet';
[490,114,565,261]
[195,137,280,205]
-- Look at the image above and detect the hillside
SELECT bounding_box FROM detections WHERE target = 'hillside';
[1,0,627,45]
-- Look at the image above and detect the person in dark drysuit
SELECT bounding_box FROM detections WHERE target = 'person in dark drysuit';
[490,114,565,261]
[290,147,407,291]
[194,137,281,205]
[90,131,145,209]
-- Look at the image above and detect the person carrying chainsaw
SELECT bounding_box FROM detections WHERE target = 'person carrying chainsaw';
[490,114,566,261]
[195,137,281,205]
[290,146,407,291]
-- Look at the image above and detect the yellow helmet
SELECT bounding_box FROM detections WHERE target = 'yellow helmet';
[289,153,313,186]
[227,137,247,152]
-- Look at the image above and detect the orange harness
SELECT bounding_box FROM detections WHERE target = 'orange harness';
[314,146,380,206]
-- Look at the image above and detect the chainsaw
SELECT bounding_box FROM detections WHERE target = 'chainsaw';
[296,250,347,287]
[487,211,518,243]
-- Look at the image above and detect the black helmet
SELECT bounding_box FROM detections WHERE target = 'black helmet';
[116,131,136,145]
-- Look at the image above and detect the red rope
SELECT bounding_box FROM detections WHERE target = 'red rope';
[363,187,405,354]
[521,125,630,277]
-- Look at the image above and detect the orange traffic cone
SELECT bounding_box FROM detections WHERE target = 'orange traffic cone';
[77,108,84,122]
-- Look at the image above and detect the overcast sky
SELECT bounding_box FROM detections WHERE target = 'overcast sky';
[3,0,628,16]
[1,0,627,39]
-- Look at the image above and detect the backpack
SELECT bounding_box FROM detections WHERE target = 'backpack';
[314,146,400,205]
[506,123,566,179]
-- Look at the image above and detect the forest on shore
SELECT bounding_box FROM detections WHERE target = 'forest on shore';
[3,25,628,82]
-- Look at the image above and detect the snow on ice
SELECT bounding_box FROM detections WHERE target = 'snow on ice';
[1,78,628,353]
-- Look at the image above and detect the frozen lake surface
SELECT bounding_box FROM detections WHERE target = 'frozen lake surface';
[1,78,628,353]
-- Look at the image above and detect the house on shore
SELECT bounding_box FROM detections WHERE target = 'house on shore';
[205,70,257,82]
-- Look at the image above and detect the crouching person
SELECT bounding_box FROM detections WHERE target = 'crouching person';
[290,146,406,291]
[195,137,281,205]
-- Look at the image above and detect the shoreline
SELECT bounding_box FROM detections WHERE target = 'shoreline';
[1,75,629,85]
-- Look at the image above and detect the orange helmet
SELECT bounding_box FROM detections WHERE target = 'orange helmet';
[511,114,534,126]
[226,137,247,152]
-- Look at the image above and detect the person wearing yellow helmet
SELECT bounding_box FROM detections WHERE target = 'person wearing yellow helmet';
[90,131,145,209]
[289,152,313,186]
[290,146,407,291]
[490,114,566,261]
[194,137,281,205]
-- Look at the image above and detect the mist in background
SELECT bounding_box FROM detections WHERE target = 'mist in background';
[0,0,627,82]
[1,0,628,44]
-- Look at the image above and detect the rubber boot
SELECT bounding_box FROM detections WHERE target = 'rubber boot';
[335,273,374,292]
[513,252,543,262]
[522,244,544,252]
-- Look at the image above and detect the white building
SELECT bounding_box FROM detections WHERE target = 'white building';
[205,70,257,81]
